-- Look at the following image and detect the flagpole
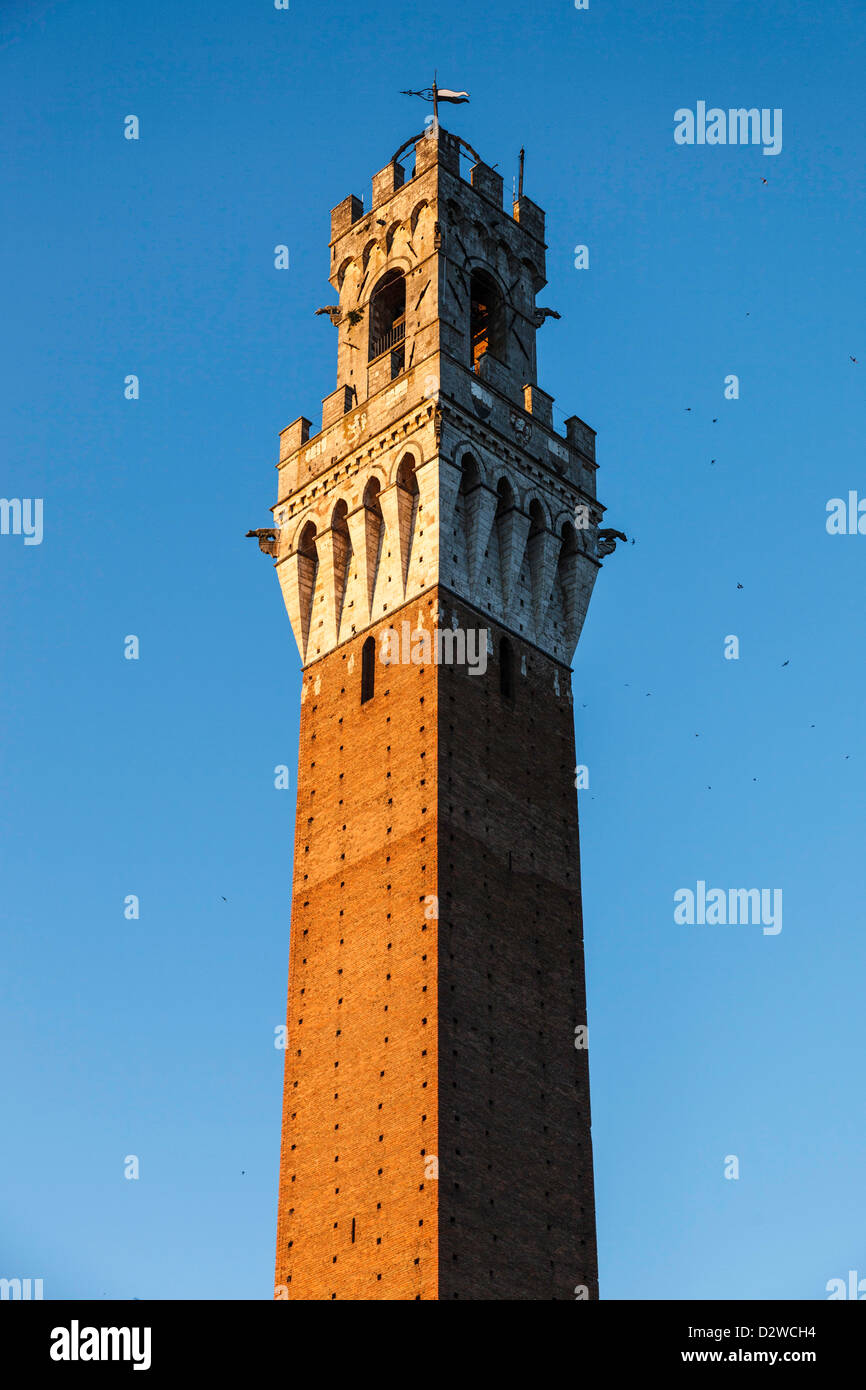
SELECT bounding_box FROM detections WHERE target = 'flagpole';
[432,71,438,126]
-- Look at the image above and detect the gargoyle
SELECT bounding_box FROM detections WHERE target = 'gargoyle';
[532,307,561,328]
[597,527,628,557]
[315,305,363,327]
[246,528,278,557]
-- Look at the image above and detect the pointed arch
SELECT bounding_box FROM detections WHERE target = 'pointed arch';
[470,268,507,369]
[330,499,351,632]
[369,269,406,364]
[495,477,529,604]
[394,453,420,587]
[296,521,319,654]
[361,477,385,612]
[409,198,430,233]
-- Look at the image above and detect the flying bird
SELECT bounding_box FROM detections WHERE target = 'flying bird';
[781,660,789,667]
[737,583,743,589]
[761,177,768,184]
[851,356,858,364]
[221,896,227,902]
[712,417,718,423]
[710,459,716,465]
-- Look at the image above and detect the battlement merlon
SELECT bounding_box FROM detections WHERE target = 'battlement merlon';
[274,365,598,505]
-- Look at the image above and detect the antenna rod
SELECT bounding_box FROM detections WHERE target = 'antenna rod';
[518,147,525,198]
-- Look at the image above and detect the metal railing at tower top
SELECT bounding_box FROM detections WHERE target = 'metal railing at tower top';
[369,320,405,361]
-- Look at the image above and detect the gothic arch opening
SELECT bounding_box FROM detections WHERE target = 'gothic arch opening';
[396,454,419,496]
[555,520,581,647]
[470,269,506,371]
[495,476,515,517]
[369,269,406,372]
[527,499,551,629]
[394,454,420,587]
[330,499,351,629]
[457,453,490,584]
[297,521,319,651]
[362,477,385,611]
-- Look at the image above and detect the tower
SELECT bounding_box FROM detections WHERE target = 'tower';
[263,123,616,1301]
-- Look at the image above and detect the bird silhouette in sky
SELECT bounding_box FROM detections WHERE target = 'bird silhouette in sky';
[221,896,227,901]
[712,417,718,423]
[737,583,744,589]
[761,177,768,184]
[851,356,858,364]
[782,660,789,667]
[711,459,716,465]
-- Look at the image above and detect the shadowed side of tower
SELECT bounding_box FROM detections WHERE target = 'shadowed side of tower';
[262,122,615,1300]
[436,599,597,1300]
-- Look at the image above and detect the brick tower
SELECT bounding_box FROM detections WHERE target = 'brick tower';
[261,123,616,1301]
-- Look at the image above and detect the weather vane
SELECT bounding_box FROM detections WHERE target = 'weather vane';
[400,74,470,122]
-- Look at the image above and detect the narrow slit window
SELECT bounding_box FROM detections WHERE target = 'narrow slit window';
[361,636,376,704]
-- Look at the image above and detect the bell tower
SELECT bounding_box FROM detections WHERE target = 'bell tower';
[263,123,617,1301]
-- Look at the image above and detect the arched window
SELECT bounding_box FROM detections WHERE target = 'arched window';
[361,635,376,704]
[500,637,514,702]
[470,269,506,371]
[369,270,406,366]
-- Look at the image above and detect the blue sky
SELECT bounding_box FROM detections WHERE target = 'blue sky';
[1,0,864,1300]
